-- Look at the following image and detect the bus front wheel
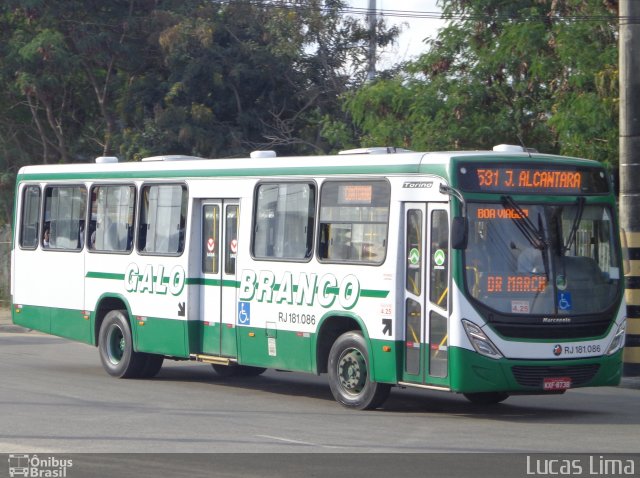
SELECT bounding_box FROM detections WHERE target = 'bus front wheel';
[328,331,390,410]
[98,309,146,378]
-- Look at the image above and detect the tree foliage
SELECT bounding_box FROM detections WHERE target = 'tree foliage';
[0,0,621,226]
[344,0,618,165]
[0,0,398,224]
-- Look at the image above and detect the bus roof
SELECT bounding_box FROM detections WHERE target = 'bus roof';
[16,147,603,182]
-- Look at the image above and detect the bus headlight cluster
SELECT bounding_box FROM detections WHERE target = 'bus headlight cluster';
[462,320,503,359]
[606,321,626,356]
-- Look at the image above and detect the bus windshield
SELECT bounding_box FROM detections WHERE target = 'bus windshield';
[464,201,621,315]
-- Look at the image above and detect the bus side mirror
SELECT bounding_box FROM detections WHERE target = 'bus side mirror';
[451,217,468,250]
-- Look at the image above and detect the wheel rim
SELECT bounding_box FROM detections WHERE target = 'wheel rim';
[337,347,367,396]
[106,324,125,365]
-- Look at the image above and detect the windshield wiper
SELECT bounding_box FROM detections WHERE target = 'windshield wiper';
[501,196,546,250]
[502,195,552,280]
[563,197,585,254]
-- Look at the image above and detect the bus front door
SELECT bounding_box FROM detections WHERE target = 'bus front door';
[401,202,450,387]
[199,200,240,358]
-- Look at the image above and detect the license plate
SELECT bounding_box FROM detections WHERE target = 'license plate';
[543,377,572,391]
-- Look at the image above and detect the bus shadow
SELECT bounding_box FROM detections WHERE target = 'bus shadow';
[155,363,335,402]
[152,363,637,425]
[381,387,639,425]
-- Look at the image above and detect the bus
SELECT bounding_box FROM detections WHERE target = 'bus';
[10,145,626,409]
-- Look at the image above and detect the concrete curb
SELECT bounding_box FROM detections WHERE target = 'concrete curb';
[0,308,29,333]
[620,377,640,390]
[0,324,30,333]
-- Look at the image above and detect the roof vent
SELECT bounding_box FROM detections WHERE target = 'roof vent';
[140,155,201,162]
[492,144,525,153]
[250,150,277,159]
[95,156,119,164]
[338,147,413,155]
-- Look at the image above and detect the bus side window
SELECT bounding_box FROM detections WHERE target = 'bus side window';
[19,185,41,249]
[318,180,390,265]
[89,185,135,253]
[43,185,87,251]
[252,182,315,261]
[137,184,186,255]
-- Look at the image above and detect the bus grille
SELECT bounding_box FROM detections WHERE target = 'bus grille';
[492,321,611,340]
[511,364,600,388]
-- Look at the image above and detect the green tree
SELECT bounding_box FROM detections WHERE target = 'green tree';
[0,0,399,222]
[125,0,398,158]
[0,0,397,164]
[344,0,618,164]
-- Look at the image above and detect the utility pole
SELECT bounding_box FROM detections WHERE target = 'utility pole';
[619,0,640,376]
[366,0,376,81]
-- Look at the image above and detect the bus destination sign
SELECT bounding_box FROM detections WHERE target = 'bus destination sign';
[457,163,609,194]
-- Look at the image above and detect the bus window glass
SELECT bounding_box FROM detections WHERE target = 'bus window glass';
[19,185,41,249]
[89,185,135,253]
[318,180,390,264]
[202,205,219,274]
[225,205,239,274]
[465,202,621,315]
[138,184,187,255]
[253,183,315,260]
[429,210,449,310]
[43,185,87,250]
[406,209,422,295]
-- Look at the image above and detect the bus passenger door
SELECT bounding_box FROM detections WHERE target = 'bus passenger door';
[402,202,450,387]
[200,200,239,358]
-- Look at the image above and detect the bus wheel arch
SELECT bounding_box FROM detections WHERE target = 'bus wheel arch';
[93,296,131,347]
[316,314,362,375]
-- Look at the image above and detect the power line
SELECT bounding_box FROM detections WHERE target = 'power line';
[343,6,443,20]
[209,1,631,23]
[343,6,623,23]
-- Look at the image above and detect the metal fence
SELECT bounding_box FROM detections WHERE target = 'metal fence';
[0,225,11,304]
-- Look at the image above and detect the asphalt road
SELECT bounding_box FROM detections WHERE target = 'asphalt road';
[1,332,639,457]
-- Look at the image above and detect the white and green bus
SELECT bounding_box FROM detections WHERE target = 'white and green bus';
[11,145,626,409]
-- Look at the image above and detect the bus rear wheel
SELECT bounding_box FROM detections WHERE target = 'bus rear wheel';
[463,392,509,405]
[328,331,390,410]
[98,309,146,378]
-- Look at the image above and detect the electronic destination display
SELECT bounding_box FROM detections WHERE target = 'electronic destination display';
[457,163,609,194]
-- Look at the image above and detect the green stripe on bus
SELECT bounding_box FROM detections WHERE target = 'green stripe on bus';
[360,289,390,298]
[186,278,241,288]
[85,272,125,280]
[86,272,389,298]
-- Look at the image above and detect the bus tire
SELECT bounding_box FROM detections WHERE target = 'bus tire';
[328,331,390,410]
[463,392,509,405]
[139,354,164,378]
[98,309,146,378]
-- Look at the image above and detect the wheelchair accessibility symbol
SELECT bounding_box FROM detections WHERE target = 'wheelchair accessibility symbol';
[557,292,572,311]
[238,302,251,325]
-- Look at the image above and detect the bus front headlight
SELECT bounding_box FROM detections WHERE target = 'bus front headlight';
[462,319,503,359]
[606,321,626,356]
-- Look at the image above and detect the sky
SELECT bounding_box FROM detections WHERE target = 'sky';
[347,0,446,66]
